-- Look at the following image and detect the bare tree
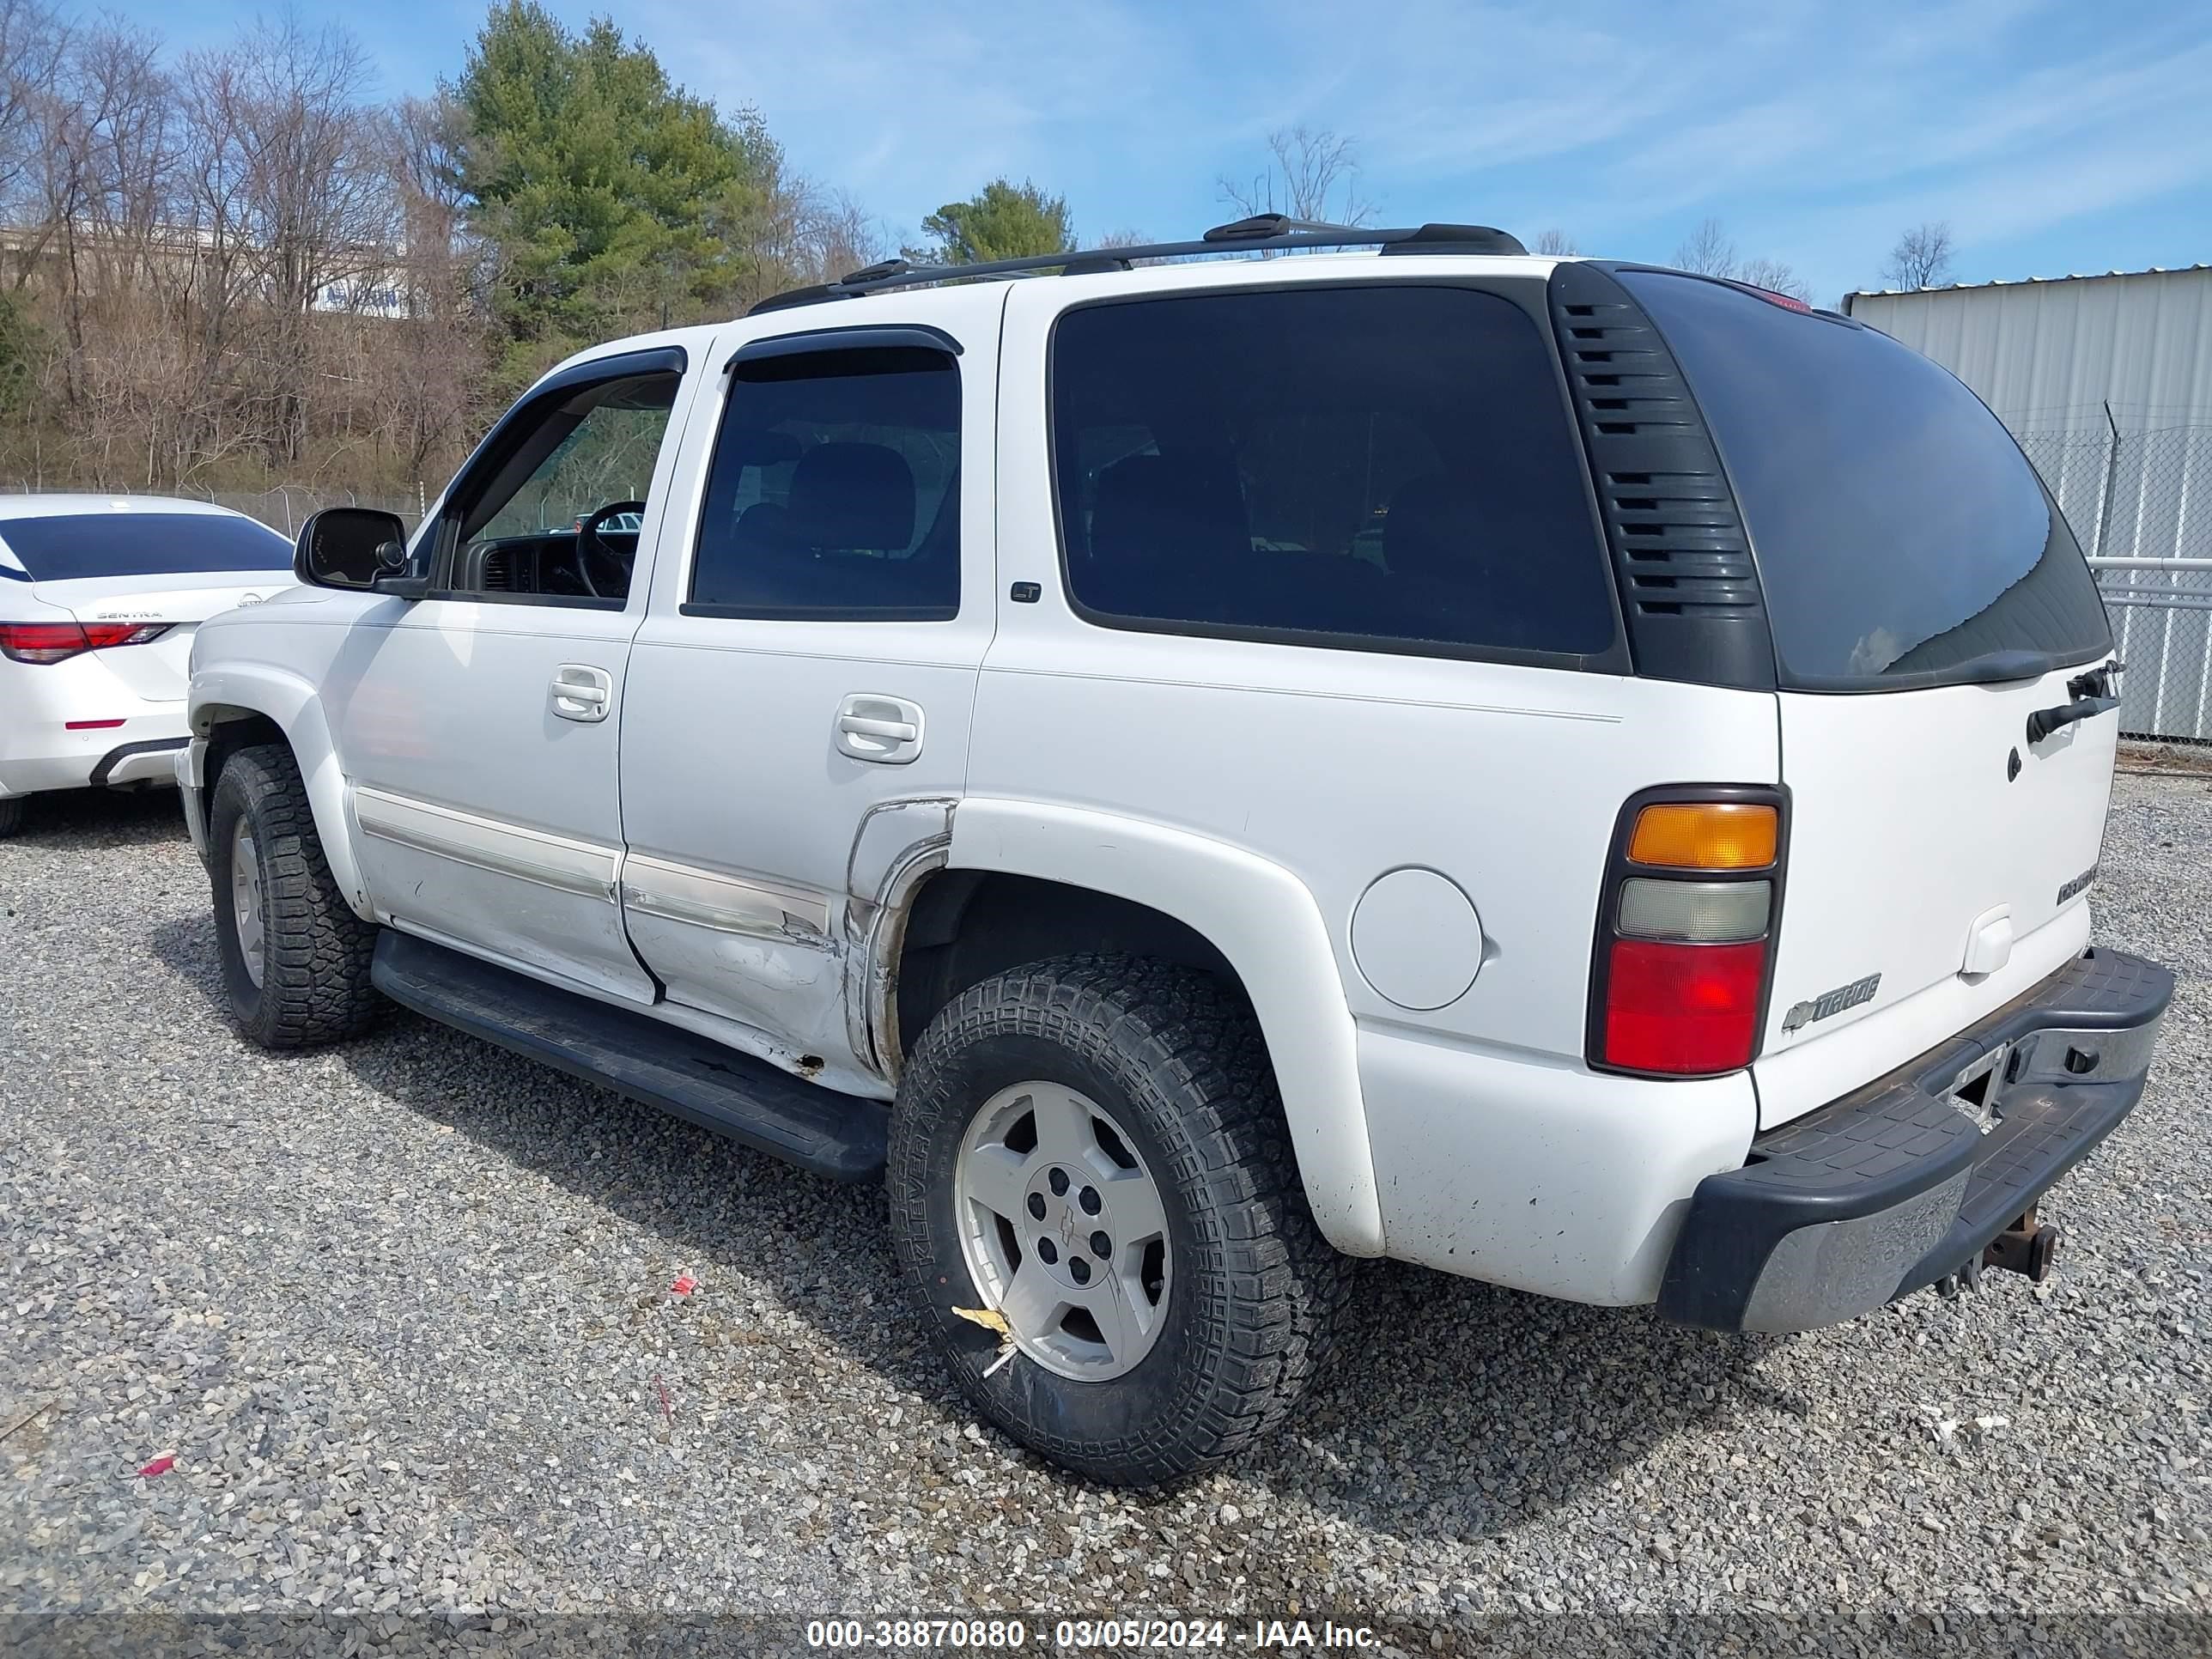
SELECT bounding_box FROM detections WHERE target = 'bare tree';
[1532,228,1577,256]
[794,186,884,283]
[1881,220,1954,291]
[1673,216,1738,276]
[1738,256,1812,302]
[0,0,65,228]
[183,17,391,466]
[378,90,489,480]
[1668,218,1813,301]
[1218,125,1372,233]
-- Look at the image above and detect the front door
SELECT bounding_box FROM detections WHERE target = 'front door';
[325,343,708,1001]
[620,289,1005,1080]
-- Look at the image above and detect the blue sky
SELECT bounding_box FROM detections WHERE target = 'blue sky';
[148,0,2211,306]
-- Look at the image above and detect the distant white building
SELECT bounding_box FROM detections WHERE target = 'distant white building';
[1844,265,2212,741]
[1844,264,2212,437]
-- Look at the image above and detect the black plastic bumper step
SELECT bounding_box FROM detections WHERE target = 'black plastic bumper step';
[371,929,887,1182]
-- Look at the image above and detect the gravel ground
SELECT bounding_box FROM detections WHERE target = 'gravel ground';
[3,778,2210,1657]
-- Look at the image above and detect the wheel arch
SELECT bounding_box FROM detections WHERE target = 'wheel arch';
[934,797,1382,1257]
[189,663,372,921]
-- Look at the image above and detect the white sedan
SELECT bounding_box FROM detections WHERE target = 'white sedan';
[0,495,295,836]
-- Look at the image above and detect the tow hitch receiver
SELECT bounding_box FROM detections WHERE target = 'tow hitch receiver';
[1936,1210,2066,1299]
[1982,1208,2064,1283]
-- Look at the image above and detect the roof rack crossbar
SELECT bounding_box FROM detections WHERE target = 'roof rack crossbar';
[749,219,1528,314]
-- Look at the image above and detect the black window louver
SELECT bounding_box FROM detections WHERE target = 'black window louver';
[1547,264,1776,690]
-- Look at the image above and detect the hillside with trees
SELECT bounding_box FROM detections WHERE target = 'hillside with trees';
[0,0,888,503]
[0,0,1848,516]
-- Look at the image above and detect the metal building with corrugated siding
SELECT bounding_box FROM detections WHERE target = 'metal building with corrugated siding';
[1843,266,2212,741]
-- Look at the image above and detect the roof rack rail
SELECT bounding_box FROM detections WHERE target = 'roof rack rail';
[748,217,1529,315]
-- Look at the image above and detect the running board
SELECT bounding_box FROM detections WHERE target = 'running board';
[370,930,887,1182]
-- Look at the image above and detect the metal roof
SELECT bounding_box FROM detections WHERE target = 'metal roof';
[1844,264,2212,305]
[1841,264,2212,431]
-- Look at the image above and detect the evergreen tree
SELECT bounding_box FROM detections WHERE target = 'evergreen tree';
[455,2,778,376]
[908,178,1074,265]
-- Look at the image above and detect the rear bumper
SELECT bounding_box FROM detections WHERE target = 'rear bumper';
[0,722,187,796]
[1659,948,2174,1333]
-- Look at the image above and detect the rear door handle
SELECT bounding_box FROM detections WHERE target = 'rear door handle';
[836,693,923,763]
[550,664,613,723]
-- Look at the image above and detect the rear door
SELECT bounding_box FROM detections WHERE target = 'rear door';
[619,287,1002,1082]
[1618,271,2118,1125]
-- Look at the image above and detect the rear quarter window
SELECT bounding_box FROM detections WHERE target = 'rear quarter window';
[1619,270,2110,689]
[1049,283,1620,664]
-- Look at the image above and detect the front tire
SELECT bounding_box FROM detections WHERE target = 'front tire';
[0,796,24,838]
[889,955,1348,1484]
[208,744,383,1048]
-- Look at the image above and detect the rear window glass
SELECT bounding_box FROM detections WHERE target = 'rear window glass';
[1620,271,2110,688]
[0,512,291,583]
[1051,285,1618,660]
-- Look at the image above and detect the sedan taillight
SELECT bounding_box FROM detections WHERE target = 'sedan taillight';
[0,620,171,664]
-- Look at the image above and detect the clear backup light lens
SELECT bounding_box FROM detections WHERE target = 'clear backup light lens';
[81,623,172,648]
[1618,878,1771,943]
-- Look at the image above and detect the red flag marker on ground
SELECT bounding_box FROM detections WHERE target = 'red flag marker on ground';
[137,1455,175,1479]
[669,1273,697,1296]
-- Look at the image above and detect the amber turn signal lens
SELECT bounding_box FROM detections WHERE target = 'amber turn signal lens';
[1627,802,1778,871]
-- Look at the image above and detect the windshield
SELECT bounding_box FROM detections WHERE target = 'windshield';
[1619,270,2111,690]
[0,512,293,583]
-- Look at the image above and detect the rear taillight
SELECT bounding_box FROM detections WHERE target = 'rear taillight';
[1590,789,1785,1078]
[0,621,171,665]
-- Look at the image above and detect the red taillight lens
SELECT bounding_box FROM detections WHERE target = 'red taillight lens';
[0,620,169,664]
[1603,939,1767,1075]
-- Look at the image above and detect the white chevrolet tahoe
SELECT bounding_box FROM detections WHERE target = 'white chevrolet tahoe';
[178,217,2173,1485]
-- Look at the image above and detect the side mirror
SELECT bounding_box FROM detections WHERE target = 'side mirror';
[295,508,414,593]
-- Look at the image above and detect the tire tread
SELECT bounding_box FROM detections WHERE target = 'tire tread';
[211,744,382,1047]
[890,953,1351,1483]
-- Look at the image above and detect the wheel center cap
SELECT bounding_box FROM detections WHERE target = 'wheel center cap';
[1024,1165,1109,1288]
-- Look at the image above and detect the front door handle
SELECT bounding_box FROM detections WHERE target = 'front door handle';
[550,664,613,723]
[836,693,924,763]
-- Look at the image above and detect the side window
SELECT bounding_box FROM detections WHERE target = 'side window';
[443,368,680,605]
[1051,285,1618,659]
[687,345,960,620]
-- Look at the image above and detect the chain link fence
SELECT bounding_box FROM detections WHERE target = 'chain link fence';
[2016,421,2211,743]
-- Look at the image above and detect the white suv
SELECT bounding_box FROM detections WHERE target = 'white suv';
[178,218,2173,1484]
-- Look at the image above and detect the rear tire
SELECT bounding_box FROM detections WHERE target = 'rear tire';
[0,796,23,838]
[889,954,1349,1485]
[208,744,383,1048]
